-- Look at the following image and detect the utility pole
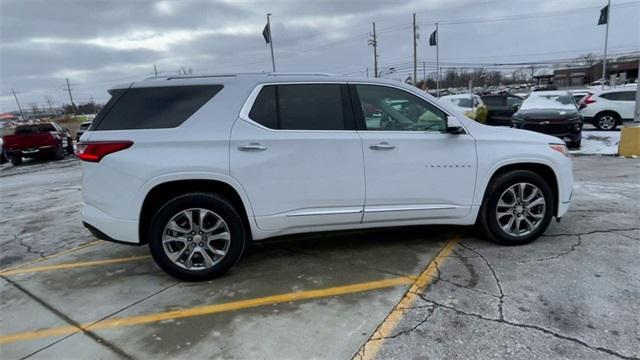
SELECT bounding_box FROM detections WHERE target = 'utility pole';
[267,13,276,72]
[635,57,640,122]
[64,78,76,115]
[11,88,26,120]
[601,0,611,88]
[530,65,536,84]
[435,22,440,96]
[153,64,158,76]
[368,22,378,78]
[412,13,418,86]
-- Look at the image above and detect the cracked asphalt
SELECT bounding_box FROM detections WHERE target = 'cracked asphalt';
[1,155,639,359]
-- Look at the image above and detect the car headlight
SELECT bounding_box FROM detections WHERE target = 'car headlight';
[550,143,569,157]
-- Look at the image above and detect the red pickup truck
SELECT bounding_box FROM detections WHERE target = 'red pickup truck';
[2,122,74,165]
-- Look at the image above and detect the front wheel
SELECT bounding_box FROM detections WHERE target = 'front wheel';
[478,170,555,245]
[148,193,246,281]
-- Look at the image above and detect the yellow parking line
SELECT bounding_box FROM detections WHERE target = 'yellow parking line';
[0,240,103,274]
[355,236,460,360]
[0,255,151,276]
[0,276,415,344]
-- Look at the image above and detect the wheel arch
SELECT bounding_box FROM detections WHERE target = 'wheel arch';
[594,110,622,124]
[138,176,254,245]
[481,162,559,216]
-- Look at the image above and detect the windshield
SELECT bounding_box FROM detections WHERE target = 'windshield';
[520,94,576,111]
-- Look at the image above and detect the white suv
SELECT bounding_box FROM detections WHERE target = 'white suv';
[78,74,573,281]
[579,86,637,130]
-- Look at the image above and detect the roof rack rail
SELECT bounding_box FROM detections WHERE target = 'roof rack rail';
[144,72,335,81]
[265,72,333,77]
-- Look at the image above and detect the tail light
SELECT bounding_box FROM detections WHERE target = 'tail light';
[583,94,596,105]
[76,141,133,162]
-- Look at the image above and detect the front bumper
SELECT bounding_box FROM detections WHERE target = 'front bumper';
[512,122,582,143]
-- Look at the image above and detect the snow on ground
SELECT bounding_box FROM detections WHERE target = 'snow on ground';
[571,130,620,155]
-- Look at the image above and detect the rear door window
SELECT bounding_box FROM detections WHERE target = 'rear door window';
[248,84,349,130]
[600,91,628,101]
[92,85,223,131]
[620,91,636,101]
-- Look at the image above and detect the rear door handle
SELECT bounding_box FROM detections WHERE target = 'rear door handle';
[238,143,267,151]
[369,142,395,150]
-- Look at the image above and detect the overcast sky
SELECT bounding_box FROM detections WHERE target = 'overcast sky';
[1,0,638,111]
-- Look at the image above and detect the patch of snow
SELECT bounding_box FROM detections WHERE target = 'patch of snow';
[570,131,620,155]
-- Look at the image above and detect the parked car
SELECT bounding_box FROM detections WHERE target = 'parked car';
[439,94,488,123]
[579,86,637,130]
[76,121,92,141]
[568,90,590,104]
[511,91,583,149]
[2,122,74,165]
[481,93,524,126]
[78,74,573,281]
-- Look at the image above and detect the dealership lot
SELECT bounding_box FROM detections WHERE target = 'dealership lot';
[1,154,638,359]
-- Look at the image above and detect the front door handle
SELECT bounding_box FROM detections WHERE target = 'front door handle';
[369,142,395,150]
[238,143,267,151]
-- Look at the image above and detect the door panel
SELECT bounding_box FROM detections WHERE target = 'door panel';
[230,120,365,231]
[351,83,477,223]
[359,131,477,222]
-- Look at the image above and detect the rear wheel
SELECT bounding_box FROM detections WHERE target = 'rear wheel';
[478,170,554,245]
[10,155,22,166]
[149,193,246,281]
[594,113,618,131]
[53,144,65,160]
[66,137,74,154]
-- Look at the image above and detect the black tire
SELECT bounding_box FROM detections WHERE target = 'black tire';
[478,170,555,245]
[66,137,74,154]
[148,192,247,281]
[567,140,581,149]
[53,143,65,160]
[10,155,22,166]
[594,112,619,131]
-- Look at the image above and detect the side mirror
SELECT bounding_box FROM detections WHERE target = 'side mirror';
[445,115,465,134]
[512,104,520,111]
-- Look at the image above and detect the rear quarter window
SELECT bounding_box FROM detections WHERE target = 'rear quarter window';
[92,85,223,131]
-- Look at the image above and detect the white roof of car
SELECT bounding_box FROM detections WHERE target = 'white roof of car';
[528,90,571,96]
[440,93,476,99]
[111,72,411,91]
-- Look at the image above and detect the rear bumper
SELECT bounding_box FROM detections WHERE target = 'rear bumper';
[6,145,56,158]
[81,204,139,244]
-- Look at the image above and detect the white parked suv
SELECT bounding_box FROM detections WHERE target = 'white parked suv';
[78,73,573,281]
[579,86,637,130]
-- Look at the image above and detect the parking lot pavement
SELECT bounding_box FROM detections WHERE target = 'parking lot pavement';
[1,156,638,359]
[1,157,86,268]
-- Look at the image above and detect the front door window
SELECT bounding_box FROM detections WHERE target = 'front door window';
[355,84,446,132]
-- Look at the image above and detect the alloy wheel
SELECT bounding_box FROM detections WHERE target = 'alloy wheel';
[598,115,615,130]
[162,208,231,271]
[495,182,546,237]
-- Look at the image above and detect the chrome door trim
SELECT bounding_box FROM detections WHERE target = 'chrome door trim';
[364,204,458,213]
[286,207,363,217]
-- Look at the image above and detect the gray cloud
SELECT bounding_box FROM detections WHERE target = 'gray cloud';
[1,0,638,110]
